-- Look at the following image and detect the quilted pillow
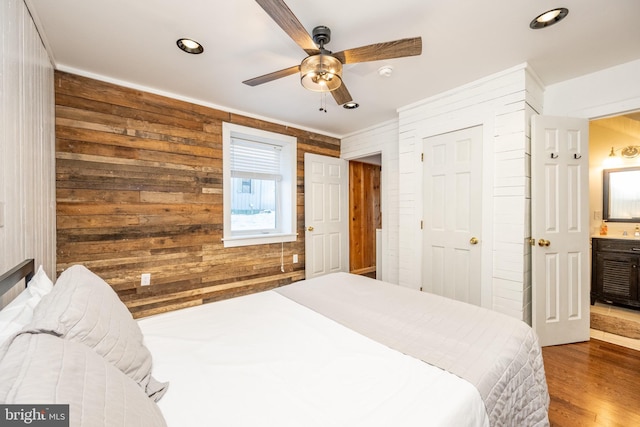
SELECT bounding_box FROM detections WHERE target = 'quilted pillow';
[0,332,167,427]
[26,264,168,401]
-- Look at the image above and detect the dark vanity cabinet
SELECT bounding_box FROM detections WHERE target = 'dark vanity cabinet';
[591,237,640,309]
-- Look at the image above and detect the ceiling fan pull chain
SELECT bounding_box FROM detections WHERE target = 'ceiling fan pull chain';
[319,93,328,113]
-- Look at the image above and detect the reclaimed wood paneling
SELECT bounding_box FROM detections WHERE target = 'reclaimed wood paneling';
[55,71,339,317]
[349,161,381,274]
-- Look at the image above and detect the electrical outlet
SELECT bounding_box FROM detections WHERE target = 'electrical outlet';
[140,273,151,286]
[293,254,298,263]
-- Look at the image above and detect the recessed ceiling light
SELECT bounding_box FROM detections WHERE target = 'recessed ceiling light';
[530,8,569,29]
[343,102,359,110]
[176,38,204,54]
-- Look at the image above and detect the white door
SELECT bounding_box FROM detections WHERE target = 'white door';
[423,126,483,305]
[531,115,590,347]
[304,153,349,279]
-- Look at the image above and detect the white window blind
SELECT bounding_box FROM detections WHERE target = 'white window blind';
[230,138,282,181]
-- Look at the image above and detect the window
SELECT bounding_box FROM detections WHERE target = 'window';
[222,123,297,247]
[239,179,252,194]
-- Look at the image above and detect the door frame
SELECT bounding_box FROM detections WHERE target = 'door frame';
[544,93,640,338]
[342,151,387,281]
[348,157,382,278]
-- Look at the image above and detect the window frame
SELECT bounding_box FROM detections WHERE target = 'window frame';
[222,122,297,247]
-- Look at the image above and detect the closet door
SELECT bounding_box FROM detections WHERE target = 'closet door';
[422,126,483,305]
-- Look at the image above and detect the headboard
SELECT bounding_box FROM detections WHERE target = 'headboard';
[0,259,35,299]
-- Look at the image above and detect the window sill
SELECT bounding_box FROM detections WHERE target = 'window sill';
[222,233,297,248]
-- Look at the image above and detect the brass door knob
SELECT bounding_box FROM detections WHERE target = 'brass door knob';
[470,237,479,245]
[307,226,314,231]
[538,239,551,247]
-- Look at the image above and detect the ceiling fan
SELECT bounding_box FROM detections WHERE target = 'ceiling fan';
[243,0,422,106]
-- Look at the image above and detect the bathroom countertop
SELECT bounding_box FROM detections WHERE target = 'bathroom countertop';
[592,234,640,240]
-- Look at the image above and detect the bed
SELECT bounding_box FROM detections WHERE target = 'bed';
[0,260,550,426]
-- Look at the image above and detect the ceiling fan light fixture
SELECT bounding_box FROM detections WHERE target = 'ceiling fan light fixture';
[529,8,569,29]
[176,38,204,54]
[300,53,342,92]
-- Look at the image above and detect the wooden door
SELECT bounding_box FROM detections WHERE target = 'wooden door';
[422,126,483,305]
[531,115,590,346]
[349,161,381,277]
[304,153,349,279]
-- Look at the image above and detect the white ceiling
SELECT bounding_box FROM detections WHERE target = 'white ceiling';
[26,0,640,138]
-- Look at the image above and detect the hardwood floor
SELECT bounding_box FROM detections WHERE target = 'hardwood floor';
[543,339,640,426]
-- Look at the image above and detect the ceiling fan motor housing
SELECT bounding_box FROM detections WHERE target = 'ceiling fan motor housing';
[312,26,331,48]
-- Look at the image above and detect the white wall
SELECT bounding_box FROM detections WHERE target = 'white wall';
[341,120,399,284]
[344,64,544,322]
[397,64,544,322]
[343,59,640,323]
[545,59,640,232]
[544,59,640,120]
[0,0,56,302]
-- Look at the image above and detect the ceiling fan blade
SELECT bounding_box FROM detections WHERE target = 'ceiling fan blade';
[333,37,422,64]
[255,0,319,55]
[331,83,353,105]
[243,65,300,86]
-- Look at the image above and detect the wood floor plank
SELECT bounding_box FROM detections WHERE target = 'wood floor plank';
[543,339,640,426]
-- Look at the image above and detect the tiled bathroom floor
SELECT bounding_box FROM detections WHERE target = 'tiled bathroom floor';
[590,302,640,351]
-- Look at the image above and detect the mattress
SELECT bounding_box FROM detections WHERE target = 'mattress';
[138,288,490,427]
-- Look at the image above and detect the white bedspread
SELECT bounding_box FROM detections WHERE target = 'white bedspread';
[139,290,489,427]
[277,273,550,426]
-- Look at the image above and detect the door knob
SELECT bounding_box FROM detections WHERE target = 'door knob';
[538,239,551,247]
[307,226,314,231]
[469,237,479,245]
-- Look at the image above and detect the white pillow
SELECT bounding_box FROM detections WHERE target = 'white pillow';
[0,265,53,344]
[27,265,168,401]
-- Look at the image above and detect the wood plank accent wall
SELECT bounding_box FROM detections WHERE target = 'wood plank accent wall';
[54,71,340,318]
[349,161,381,275]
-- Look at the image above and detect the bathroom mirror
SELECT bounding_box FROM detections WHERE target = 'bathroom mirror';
[603,166,640,222]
